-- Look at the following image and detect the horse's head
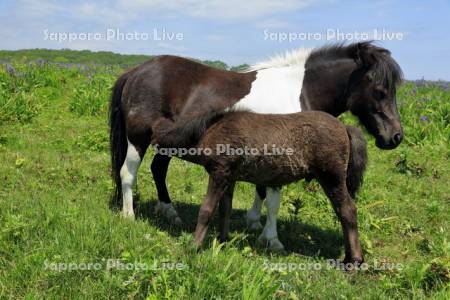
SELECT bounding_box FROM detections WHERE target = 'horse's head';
[347,42,404,149]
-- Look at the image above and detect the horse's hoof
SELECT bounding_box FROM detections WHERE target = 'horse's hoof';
[268,239,286,253]
[154,202,183,226]
[121,210,135,220]
[172,216,183,226]
[258,235,286,253]
[247,220,263,231]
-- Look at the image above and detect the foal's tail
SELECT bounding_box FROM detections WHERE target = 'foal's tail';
[345,125,368,198]
[109,69,133,206]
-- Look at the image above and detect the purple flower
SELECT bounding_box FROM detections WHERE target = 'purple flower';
[417,97,431,103]
[420,116,429,122]
[6,64,16,76]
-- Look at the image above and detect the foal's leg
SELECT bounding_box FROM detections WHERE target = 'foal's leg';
[246,185,266,231]
[151,154,182,225]
[319,177,363,264]
[194,176,230,247]
[218,182,235,242]
[120,140,142,219]
[258,187,285,252]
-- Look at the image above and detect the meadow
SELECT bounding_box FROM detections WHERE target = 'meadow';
[0,56,449,299]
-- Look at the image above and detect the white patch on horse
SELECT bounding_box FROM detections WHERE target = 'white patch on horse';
[120,140,141,219]
[234,49,310,114]
[235,65,304,114]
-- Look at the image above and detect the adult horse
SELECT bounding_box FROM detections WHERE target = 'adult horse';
[110,41,403,251]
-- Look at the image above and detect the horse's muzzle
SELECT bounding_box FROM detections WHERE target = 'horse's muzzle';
[375,131,403,150]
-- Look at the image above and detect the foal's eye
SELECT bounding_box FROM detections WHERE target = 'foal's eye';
[373,89,386,100]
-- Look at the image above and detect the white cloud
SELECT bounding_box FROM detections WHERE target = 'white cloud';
[253,19,291,29]
[75,2,133,24]
[205,34,229,41]
[4,0,314,56]
[14,0,315,27]
[15,0,133,26]
[156,42,187,52]
[117,0,314,20]
[16,0,64,17]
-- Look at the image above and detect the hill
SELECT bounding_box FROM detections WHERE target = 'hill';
[0,48,249,71]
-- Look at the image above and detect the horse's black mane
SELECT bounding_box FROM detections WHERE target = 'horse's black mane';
[306,42,353,64]
[306,41,403,90]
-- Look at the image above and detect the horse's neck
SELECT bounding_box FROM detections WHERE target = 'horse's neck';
[235,64,305,114]
[301,62,355,116]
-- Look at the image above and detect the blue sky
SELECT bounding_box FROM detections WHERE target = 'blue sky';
[0,0,449,80]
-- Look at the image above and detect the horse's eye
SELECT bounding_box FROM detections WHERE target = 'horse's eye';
[373,90,386,100]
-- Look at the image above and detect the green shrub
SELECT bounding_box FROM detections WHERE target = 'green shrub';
[69,72,114,117]
[397,82,450,146]
[0,63,60,124]
[0,91,41,123]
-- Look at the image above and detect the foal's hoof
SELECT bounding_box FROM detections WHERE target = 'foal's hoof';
[342,257,365,271]
[218,235,229,244]
[154,202,182,225]
[258,235,286,253]
[247,220,263,231]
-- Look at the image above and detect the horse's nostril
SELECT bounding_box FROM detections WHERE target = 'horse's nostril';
[393,133,403,145]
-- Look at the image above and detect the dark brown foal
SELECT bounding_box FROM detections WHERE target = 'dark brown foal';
[153,110,367,264]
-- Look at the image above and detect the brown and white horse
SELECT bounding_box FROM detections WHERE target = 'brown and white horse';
[109,41,403,251]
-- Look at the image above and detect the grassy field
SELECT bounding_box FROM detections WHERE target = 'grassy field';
[0,61,449,299]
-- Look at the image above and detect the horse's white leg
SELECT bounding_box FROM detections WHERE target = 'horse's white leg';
[258,187,285,252]
[120,140,141,219]
[246,187,264,230]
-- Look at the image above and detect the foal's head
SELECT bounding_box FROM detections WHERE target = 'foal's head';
[346,42,404,149]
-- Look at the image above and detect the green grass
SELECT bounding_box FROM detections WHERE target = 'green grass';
[0,63,449,299]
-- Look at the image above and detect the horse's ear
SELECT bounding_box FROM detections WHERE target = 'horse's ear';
[379,48,392,56]
[366,70,374,82]
[353,42,377,67]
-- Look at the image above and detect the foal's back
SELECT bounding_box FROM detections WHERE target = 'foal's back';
[199,111,351,186]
